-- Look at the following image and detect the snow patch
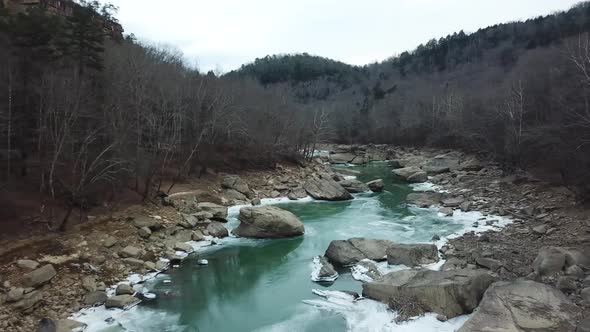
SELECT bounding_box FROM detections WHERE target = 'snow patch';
[303,290,470,332]
[310,256,339,282]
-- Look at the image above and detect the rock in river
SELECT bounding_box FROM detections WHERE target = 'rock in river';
[324,238,393,267]
[362,269,496,319]
[366,179,384,192]
[303,175,353,201]
[338,179,370,193]
[458,280,580,332]
[234,206,304,239]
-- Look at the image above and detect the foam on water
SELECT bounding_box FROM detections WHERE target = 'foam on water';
[409,182,446,192]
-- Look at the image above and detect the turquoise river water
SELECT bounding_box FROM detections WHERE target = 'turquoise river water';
[77,163,509,332]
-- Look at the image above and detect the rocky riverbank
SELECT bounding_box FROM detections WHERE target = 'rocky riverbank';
[355,146,590,330]
[0,147,391,332]
[1,143,589,331]
[309,144,589,330]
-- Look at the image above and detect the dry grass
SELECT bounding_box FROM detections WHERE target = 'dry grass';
[388,295,430,323]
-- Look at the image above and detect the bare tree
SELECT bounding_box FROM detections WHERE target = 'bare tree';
[566,33,590,148]
[496,80,526,164]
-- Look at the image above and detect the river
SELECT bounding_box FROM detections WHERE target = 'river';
[77,162,510,332]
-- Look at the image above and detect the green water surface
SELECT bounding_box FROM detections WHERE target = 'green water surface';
[130,163,466,332]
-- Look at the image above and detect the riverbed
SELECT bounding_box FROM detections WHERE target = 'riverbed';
[76,163,510,332]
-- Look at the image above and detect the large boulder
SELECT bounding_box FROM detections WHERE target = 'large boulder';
[422,165,450,175]
[167,193,200,214]
[533,247,566,276]
[325,240,366,267]
[223,189,248,202]
[325,238,393,266]
[406,192,442,207]
[197,202,228,221]
[348,238,393,261]
[222,175,251,196]
[207,222,229,238]
[14,290,43,311]
[132,217,162,231]
[393,166,428,183]
[362,269,495,319]
[83,291,107,306]
[458,280,580,332]
[533,246,590,276]
[303,175,353,201]
[105,295,139,309]
[38,318,86,332]
[338,179,370,193]
[329,153,356,164]
[459,159,483,171]
[350,155,368,165]
[22,264,57,288]
[386,244,439,266]
[287,188,308,200]
[366,179,384,192]
[234,206,304,239]
[429,154,460,170]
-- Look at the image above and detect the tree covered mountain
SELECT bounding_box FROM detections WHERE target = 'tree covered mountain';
[231,1,590,199]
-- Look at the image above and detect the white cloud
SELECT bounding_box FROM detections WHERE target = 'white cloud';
[109,0,581,72]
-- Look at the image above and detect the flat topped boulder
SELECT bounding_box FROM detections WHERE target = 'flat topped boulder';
[386,243,439,267]
[458,280,580,332]
[329,153,356,164]
[338,179,370,193]
[393,166,428,183]
[362,269,496,319]
[234,206,304,239]
[105,294,139,309]
[303,175,353,201]
[325,238,394,267]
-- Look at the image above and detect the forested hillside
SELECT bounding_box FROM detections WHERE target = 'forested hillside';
[232,1,590,200]
[0,1,321,231]
[2,1,590,233]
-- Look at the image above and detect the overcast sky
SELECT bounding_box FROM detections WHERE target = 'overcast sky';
[111,0,582,72]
